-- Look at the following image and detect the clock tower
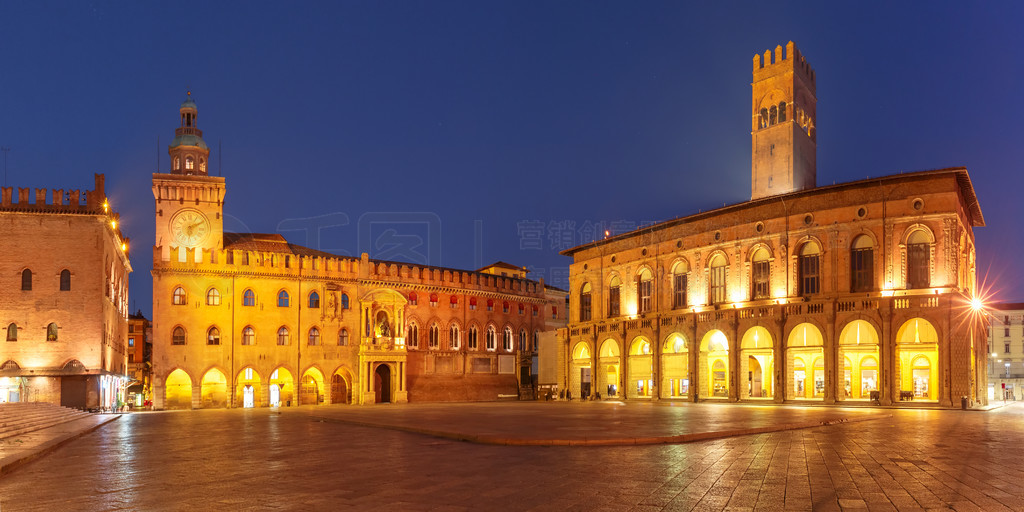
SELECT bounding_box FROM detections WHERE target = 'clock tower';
[152,93,225,263]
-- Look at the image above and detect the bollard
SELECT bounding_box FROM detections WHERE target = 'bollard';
[961,396,968,410]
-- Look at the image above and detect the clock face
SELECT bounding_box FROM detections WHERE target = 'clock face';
[169,209,211,248]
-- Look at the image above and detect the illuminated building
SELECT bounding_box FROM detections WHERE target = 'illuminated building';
[0,174,132,408]
[151,97,564,409]
[559,42,988,407]
[126,312,152,407]
[986,303,1024,401]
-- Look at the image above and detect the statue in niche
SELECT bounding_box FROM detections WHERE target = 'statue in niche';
[375,310,391,337]
[326,292,337,318]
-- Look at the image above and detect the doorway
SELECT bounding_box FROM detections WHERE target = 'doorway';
[374,364,391,403]
[243,385,254,408]
[269,384,280,406]
[331,374,348,405]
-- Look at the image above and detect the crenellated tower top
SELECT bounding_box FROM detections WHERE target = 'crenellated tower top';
[750,41,817,200]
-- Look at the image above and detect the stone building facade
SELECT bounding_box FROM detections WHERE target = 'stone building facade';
[151,98,564,409]
[127,311,152,407]
[559,42,988,408]
[987,303,1024,401]
[0,174,132,409]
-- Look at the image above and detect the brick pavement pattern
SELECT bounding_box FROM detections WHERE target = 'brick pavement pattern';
[0,402,1022,511]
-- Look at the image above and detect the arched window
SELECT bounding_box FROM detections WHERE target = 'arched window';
[173,156,180,170]
[486,299,494,311]
[608,275,621,317]
[309,291,320,309]
[798,241,821,296]
[277,327,290,346]
[778,101,787,122]
[450,324,460,350]
[671,262,689,308]
[46,322,58,341]
[468,325,479,350]
[709,254,727,304]
[1,360,18,370]
[206,288,221,306]
[907,230,930,289]
[486,326,496,351]
[59,269,71,291]
[408,292,418,305]
[308,327,320,346]
[851,235,875,292]
[637,268,653,313]
[428,324,439,349]
[185,156,194,170]
[533,330,540,351]
[199,158,206,173]
[242,326,255,346]
[21,269,32,291]
[450,295,459,309]
[407,323,419,348]
[341,293,349,309]
[769,105,778,125]
[759,108,769,129]
[519,329,527,351]
[469,297,477,310]
[579,282,592,321]
[207,326,220,345]
[502,301,510,313]
[751,248,771,300]
[172,326,186,345]
[502,327,513,351]
[6,323,17,342]
[243,289,256,307]
[429,293,438,307]
[339,328,349,346]
[277,290,290,307]
[172,286,186,305]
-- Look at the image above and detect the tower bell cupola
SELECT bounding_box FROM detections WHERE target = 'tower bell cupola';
[168,92,211,176]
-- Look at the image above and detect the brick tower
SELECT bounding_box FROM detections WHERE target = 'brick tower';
[750,41,817,200]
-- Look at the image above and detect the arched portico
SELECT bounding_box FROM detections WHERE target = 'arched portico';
[200,368,228,408]
[661,333,689,399]
[597,339,620,398]
[838,320,880,401]
[268,367,295,407]
[740,326,774,399]
[786,323,825,400]
[699,330,730,399]
[569,342,592,400]
[235,367,262,408]
[300,367,325,405]
[331,368,353,405]
[896,318,939,401]
[627,337,653,398]
[164,369,193,410]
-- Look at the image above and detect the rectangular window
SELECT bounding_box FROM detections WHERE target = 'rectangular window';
[710,267,726,304]
[580,293,592,321]
[1006,342,1011,354]
[128,337,135,347]
[751,261,770,300]
[799,255,820,296]
[673,274,688,308]
[850,248,874,292]
[608,286,620,317]
[907,243,929,289]
[128,354,135,363]
[638,279,652,313]
[1005,328,1011,337]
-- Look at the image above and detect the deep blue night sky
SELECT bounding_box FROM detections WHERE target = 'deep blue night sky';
[2,2,1022,315]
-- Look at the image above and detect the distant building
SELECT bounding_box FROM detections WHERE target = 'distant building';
[151,97,564,409]
[127,311,152,407]
[987,303,1024,401]
[558,42,987,408]
[0,174,132,409]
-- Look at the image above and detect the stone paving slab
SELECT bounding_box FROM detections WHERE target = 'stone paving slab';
[303,401,891,445]
[0,414,120,476]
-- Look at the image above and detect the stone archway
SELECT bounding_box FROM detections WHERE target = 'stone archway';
[164,369,193,410]
[374,364,392,403]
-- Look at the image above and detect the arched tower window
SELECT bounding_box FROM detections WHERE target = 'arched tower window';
[47,323,58,341]
[769,105,778,126]
[778,101,787,122]
[6,323,17,342]
[206,288,220,306]
[185,156,194,171]
[172,326,186,345]
[759,108,769,129]
[172,286,186,305]
[21,269,32,291]
[60,270,71,291]
[173,156,180,170]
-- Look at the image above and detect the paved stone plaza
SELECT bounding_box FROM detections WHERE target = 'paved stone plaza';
[1,402,1023,511]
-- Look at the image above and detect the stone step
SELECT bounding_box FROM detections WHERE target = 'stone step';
[0,403,94,440]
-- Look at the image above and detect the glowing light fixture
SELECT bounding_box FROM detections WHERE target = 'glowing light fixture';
[970,297,984,312]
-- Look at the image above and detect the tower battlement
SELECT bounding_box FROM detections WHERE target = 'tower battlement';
[752,41,815,91]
